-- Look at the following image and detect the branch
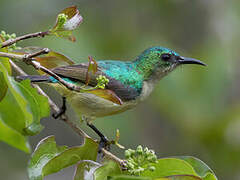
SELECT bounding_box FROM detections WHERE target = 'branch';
[1,31,49,48]
[101,148,126,166]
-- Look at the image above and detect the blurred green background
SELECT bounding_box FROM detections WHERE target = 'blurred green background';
[1,0,240,179]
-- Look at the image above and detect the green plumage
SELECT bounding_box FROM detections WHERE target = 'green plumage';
[98,61,143,93]
[134,47,179,78]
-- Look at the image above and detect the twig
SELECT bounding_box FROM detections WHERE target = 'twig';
[0,51,26,59]
[31,60,81,91]
[23,47,50,59]
[0,50,81,92]
[1,31,49,48]
[9,58,124,166]
[101,148,126,166]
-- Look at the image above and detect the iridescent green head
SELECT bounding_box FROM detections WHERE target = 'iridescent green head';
[134,46,206,81]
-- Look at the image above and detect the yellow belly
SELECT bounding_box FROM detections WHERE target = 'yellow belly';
[51,84,138,120]
[50,80,154,121]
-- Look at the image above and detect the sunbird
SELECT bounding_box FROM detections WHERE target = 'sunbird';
[18,46,206,147]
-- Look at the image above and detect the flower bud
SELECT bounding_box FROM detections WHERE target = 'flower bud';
[136,145,143,155]
[125,150,131,158]
[149,166,156,171]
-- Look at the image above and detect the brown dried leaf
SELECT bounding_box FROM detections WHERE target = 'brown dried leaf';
[85,56,98,85]
[87,89,123,105]
[35,51,74,69]
[14,47,75,70]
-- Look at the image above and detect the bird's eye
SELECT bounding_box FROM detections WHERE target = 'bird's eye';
[161,54,171,61]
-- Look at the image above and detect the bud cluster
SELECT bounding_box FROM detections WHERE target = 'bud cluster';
[0,31,20,50]
[124,145,158,175]
[51,13,68,33]
[55,13,68,30]
[96,75,109,89]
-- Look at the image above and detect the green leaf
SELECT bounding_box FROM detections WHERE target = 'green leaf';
[0,34,12,75]
[0,74,50,135]
[0,62,49,151]
[50,6,83,42]
[0,116,30,153]
[0,64,32,135]
[108,175,151,180]
[108,175,202,180]
[28,136,68,180]
[177,156,217,180]
[202,173,217,180]
[155,175,202,180]
[94,160,122,180]
[18,80,50,135]
[0,56,11,74]
[74,160,101,180]
[28,136,98,180]
[0,71,8,101]
[141,158,198,178]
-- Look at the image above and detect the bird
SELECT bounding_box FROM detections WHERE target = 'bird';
[17,46,206,147]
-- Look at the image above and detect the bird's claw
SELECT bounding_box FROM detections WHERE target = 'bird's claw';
[52,108,65,119]
[52,97,66,119]
[98,136,111,152]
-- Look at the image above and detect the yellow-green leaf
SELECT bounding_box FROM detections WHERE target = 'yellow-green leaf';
[86,56,98,85]
[28,136,98,180]
[0,34,12,75]
[18,80,50,135]
[87,89,123,105]
[108,175,151,180]
[156,175,202,180]
[141,158,197,178]
[94,160,122,180]
[176,156,217,180]
[0,63,50,152]
[0,116,30,153]
[0,71,8,101]
[74,160,101,180]
[35,50,75,69]
[14,46,75,70]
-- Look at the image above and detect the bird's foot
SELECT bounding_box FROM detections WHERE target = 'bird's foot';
[52,97,66,119]
[86,122,112,152]
[99,135,111,152]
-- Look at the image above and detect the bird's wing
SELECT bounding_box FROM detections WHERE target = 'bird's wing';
[52,63,141,101]
[52,63,101,86]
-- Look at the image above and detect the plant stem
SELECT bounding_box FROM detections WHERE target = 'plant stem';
[1,31,49,48]
[101,148,126,166]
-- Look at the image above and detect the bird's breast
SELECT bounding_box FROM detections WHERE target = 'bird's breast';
[137,81,155,102]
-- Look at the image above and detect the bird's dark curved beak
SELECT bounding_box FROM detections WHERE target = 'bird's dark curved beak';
[178,56,207,66]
